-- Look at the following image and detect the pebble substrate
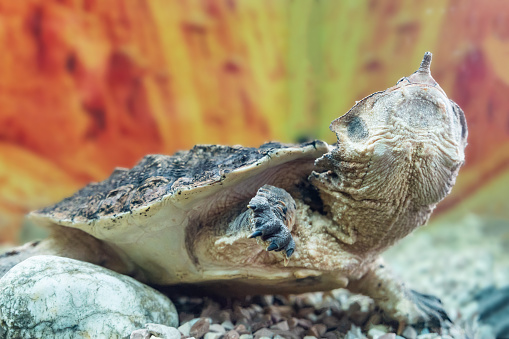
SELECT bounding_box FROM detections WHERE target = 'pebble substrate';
[169,288,466,339]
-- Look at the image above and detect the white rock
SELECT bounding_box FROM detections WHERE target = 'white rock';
[368,328,387,339]
[209,323,226,333]
[221,320,235,330]
[0,256,177,339]
[131,329,152,339]
[145,323,181,339]
[204,332,223,339]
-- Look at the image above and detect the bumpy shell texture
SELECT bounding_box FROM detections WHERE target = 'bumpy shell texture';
[34,141,325,223]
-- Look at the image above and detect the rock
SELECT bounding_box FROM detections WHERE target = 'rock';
[401,326,417,339]
[204,332,223,339]
[0,256,177,339]
[234,324,250,335]
[416,334,440,339]
[287,317,299,329]
[208,323,226,334]
[223,330,240,339]
[130,329,152,339]
[271,329,300,339]
[345,325,367,339]
[145,324,181,339]
[179,318,201,336]
[297,318,313,329]
[322,315,342,330]
[323,332,342,339]
[368,327,388,339]
[200,300,221,321]
[378,334,396,339]
[307,324,327,337]
[270,320,289,331]
[252,319,272,333]
[289,326,306,337]
[221,320,235,330]
[239,335,254,339]
[189,318,211,338]
[253,328,274,339]
[219,310,232,322]
[335,316,352,333]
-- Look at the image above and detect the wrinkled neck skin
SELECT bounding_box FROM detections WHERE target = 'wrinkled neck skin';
[311,124,464,261]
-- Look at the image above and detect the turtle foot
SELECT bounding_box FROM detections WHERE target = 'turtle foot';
[247,185,296,258]
[409,290,451,328]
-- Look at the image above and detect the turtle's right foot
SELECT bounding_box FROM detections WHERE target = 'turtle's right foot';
[248,185,297,258]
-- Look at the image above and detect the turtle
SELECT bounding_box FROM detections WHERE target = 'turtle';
[0,52,467,327]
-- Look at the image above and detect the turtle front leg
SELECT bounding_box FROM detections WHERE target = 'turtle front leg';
[349,258,451,329]
[247,185,297,258]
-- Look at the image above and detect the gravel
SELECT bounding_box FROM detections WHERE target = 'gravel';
[162,289,461,339]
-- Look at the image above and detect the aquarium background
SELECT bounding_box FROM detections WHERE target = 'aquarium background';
[0,0,507,247]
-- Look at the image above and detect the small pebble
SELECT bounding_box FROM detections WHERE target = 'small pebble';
[219,310,232,322]
[234,324,250,335]
[308,324,327,337]
[190,318,210,338]
[271,329,300,339]
[416,334,440,339]
[297,318,313,329]
[145,324,180,339]
[368,327,387,339]
[223,330,240,339]
[204,333,222,339]
[290,326,306,337]
[130,329,151,339]
[222,320,235,330]
[209,324,225,334]
[253,328,274,339]
[322,315,342,330]
[178,318,201,336]
[365,313,382,327]
[270,320,289,331]
[402,326,417,339]
[287,317,299,329]
[296,307,314,318]
[239,334,254,339]
[200,300,221,322]
[378,334,396,339]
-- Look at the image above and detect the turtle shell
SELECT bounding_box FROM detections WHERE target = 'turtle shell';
[29,140,329,244]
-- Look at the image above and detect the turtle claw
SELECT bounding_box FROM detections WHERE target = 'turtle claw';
[285,248,294,258]
[266,242,279,251]
[410,290,451,328]
[247,185,297,258]
[249,230,263,238]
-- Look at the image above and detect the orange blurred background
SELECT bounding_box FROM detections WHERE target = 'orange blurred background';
[0,0,508,243]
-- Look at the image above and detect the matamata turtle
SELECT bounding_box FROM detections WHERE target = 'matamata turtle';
[0,52,467,326]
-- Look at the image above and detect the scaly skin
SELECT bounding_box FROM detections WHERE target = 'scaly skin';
[206,52,467,325]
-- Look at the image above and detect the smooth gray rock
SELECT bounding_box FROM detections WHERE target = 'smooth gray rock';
[0,255,177,339]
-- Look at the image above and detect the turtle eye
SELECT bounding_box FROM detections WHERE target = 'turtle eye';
[347,116,369,141]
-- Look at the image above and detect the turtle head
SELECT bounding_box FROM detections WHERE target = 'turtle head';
[314,52,467,208]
